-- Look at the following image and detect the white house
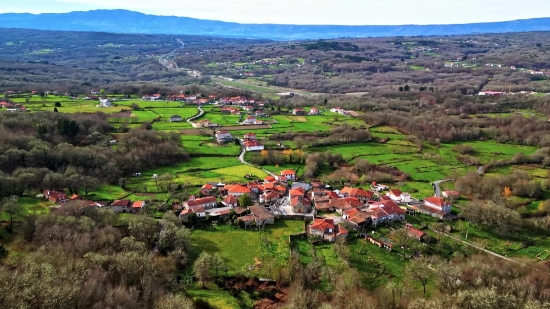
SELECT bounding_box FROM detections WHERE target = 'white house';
[387,189,413,203]
[424,197,452,214]
[241,116,263,125]
[280,169,297,181]
[192,119,218,128]
[182,197,218,210]
[99,99,112,107]
[243,140,264,151]
[309,108,320,115]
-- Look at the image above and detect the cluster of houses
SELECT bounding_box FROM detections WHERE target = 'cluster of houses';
[0,101,27,112]
[42,169,458,246]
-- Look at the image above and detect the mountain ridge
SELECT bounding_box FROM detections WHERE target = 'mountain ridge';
[1,9,550,40]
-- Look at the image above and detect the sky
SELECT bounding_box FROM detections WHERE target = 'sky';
[2,0,550,25]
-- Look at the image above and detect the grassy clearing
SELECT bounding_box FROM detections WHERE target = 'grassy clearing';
[189,220,305,275]
[0,197,51,221]
[88,185,130,201]
[187,284,241,309]
[409,65,426,71]
[123,158,267,189]
[181,135,241,155]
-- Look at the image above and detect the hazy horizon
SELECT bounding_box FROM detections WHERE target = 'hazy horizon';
[2,0,550,25]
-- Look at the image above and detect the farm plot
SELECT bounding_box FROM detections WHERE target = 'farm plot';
[150,107,199,120]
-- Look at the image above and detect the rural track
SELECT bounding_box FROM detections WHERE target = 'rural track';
[237,145,277,177]
[429,227,517,263]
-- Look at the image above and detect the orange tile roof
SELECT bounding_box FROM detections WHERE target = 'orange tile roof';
[281,169,296,175]
[424,197,450,207]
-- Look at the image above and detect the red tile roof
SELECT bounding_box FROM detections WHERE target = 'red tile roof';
[222,195,237,205]
[226,184,251,194]
[389,189,402,196]
[185,196,217,207]
[310,218,336,231]
[111,199,131,207]
[289,187,305,196]
[424,197,450,207]
[407,227,425,239]
[281,169,296,175]
[340,187,374,198]
[132,201,145,209]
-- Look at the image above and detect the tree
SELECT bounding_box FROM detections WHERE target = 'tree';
[406,257,433,297]
[193,251,213,288]
[389,228,412,260]
[99,89,106,97]
[1,196,22,233]
[211,254,227,277]
[239,194,253,207]
[119,177,127,189]
[54,102,61,107]
[82,176,100,196]
[404,85,410,91]
[399,86,404,91]
[130,103,140,110]
[53,107,58,112]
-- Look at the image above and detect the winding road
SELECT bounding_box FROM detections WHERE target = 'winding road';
[186,106,204,124]
[237,145,277,177]
[432,179,452,197]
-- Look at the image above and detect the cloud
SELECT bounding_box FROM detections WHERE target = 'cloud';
[3,0,550,25]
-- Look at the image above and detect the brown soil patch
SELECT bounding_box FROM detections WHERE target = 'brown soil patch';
[109,111,132,118]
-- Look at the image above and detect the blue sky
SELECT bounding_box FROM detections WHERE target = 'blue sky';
[2,0,550,25]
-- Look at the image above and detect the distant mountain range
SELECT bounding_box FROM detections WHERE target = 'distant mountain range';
[1,10,550,40]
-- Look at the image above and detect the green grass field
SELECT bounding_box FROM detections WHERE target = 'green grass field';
[189,220,305,275]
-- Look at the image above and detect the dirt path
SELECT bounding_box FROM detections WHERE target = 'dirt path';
[429,227,516,263]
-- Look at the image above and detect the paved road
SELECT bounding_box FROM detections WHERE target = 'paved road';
[237,145,277,177]
[432,179,452,197]
[186,106,204,124]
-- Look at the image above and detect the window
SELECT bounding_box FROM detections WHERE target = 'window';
[328,229,333,233]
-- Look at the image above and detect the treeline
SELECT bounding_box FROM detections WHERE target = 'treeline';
[284,251,550,309]
[0,205,194,309]
[363,111,550,146]
[0,112,188,197]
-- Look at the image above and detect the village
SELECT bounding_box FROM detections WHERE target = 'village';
[43,165,459,251]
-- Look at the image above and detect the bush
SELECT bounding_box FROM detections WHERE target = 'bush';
[452,144,474,155]
[0,244,8,260]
